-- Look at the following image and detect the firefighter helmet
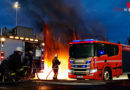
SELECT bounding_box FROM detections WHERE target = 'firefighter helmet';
[54,54,58,58]
[15,47,23,52]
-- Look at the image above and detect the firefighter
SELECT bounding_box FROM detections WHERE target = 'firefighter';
[8,47,23,71]
[23,51,33,78]
[7,47,24,80]
[52,54,61,80]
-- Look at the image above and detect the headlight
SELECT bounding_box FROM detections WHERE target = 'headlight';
[70,60,74,64]
[90,69,97,73]
[82,65,87,68]
[68,69,72,73]
[74,65,78,68]
[86,60,91,64]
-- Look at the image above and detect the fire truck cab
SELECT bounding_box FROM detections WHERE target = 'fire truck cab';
[68,39,130,80]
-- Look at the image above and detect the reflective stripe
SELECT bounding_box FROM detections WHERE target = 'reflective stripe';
[96,60,122,63]
[107,60,122,62]
[96,61,104,63]
[11,73,16,76]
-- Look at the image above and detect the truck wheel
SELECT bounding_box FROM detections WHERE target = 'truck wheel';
[103,68,112,80]
[128,74,130,79]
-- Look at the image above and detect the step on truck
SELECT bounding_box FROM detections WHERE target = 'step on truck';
[68,39,130,80]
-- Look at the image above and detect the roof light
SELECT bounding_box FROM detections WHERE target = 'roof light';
[34,39,38,42]
[15,36,19,39]
[25,38,29,41]
[72,39,94,43]
[9,36,14,39]
[72,40,81,42]
[82,39,94,42]
[1,37,5,42]
[30,38,34,41]
[20,37,24,40]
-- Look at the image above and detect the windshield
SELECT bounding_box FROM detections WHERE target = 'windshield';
[69,43,94,58]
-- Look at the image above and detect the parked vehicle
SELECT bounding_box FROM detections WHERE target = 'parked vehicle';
[68,39,130,80]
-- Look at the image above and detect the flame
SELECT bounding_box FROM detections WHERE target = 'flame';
[36,22,71,80]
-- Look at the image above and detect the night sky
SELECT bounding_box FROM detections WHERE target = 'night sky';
[0,0,130,44]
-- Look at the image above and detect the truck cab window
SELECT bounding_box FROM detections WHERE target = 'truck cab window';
[95,43,106,57]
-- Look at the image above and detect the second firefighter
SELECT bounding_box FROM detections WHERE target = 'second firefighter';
[52,54,61,80]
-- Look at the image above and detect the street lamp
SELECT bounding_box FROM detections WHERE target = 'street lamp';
[13,1,20,26]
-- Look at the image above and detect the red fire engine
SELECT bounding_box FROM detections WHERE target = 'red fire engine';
[68,39,130,80]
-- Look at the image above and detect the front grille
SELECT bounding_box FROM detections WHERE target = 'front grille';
[73,71,88,75]
[74,69,87,71]
[71,64,90,75]
[74,73,86,75]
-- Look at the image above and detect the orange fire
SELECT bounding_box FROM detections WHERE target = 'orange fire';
[36,23,75,80]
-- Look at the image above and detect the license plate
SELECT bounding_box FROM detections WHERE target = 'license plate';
[77,76,83,78]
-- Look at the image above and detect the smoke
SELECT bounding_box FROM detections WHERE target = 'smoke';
[12,0,106,42]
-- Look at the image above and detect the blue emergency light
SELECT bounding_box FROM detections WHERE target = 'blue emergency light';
[82,39,94,42]
[75,65,78,68]
[70,60,74,64]
[72,39,94,43]
[86,61,91,63]
[82,65,87,68]
[99,50,104,55]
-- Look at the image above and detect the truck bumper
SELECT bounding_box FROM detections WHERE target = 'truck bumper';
[68,71,102,80]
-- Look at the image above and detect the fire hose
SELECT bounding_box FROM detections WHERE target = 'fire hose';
[46,65,59,80]
[46,69,53,80]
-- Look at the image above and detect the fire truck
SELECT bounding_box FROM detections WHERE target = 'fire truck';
[0,26,44,73]
[68,39,130,80]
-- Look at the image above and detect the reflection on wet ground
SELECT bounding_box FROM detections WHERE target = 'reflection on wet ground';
[0,79,130,90]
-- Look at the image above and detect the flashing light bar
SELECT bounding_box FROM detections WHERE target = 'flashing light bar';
[9,36,14,39]
[15,36,19,39]
[25,38,29,41]
[72,40,81,42]
[34,39,38,42]
[30,38,34,41]
[72,39,94,43]
[20,37,24,40]
[8,36,40,42]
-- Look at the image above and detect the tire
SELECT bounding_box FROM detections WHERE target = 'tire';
[128,74,130,79]
[103,68,112,80]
